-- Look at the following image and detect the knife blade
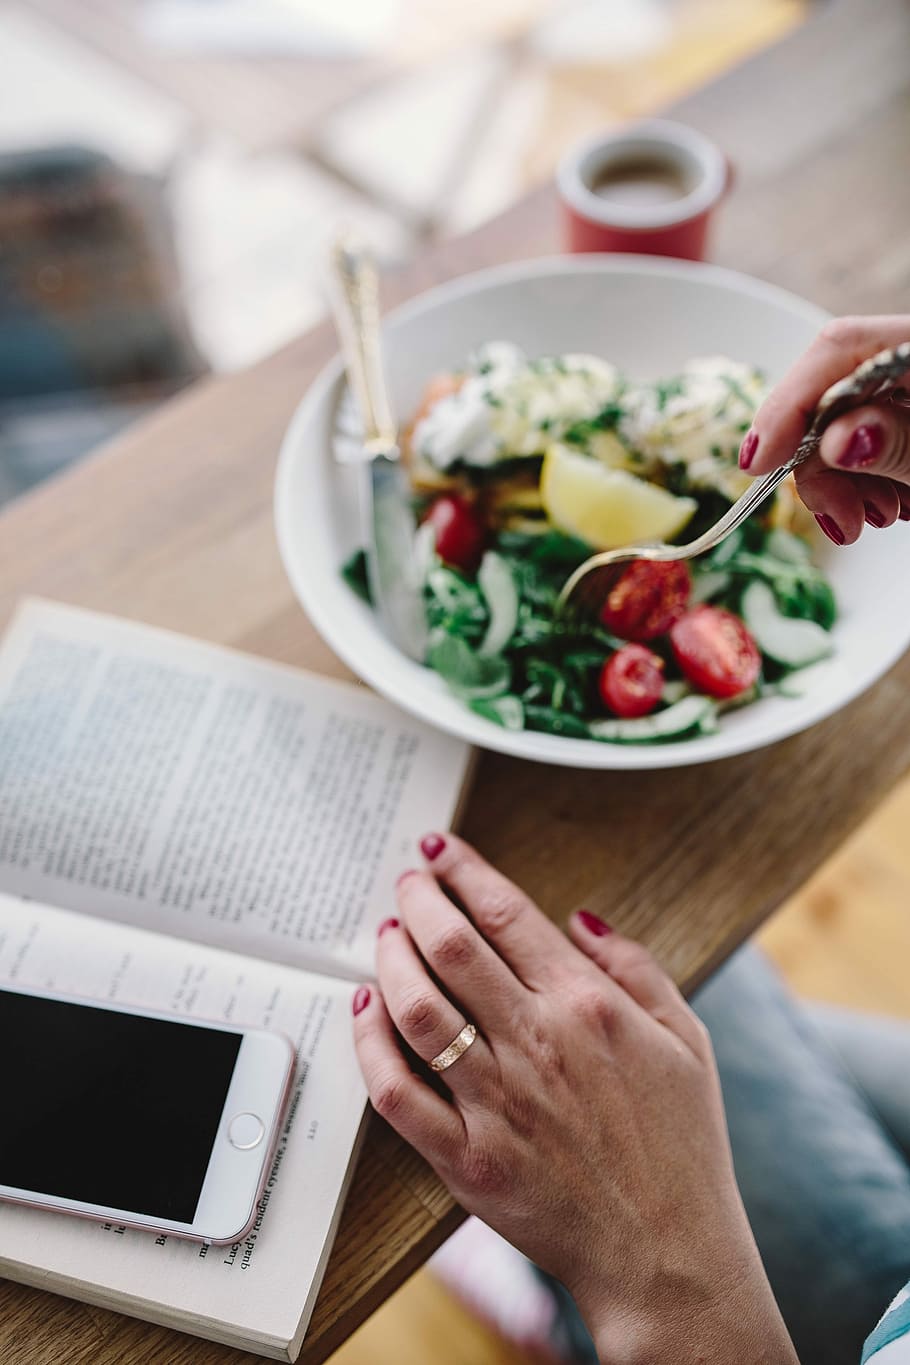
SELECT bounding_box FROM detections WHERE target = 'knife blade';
[366,447,430,661]
[328,235,428,662]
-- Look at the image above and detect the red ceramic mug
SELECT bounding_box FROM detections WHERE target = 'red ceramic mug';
[558,120,733,261]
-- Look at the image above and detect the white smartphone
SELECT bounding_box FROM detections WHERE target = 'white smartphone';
[0,985,295,1244]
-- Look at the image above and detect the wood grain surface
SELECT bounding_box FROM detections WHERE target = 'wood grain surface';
[2,0,910,1360]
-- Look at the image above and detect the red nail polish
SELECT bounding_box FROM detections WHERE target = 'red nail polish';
[352,986,371,1016]
[901,506,910,523]
[420,834,445,861]
[576,909,613,937]
[738,430,758,470]
[815,513,845,546]
[838,423,884,469]
[864,501,887,529]
[378,917,399,937]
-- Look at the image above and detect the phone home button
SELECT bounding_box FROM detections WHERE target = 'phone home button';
[228,1112,265,1150]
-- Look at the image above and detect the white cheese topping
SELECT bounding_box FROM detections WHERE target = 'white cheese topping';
[412,343,622,470]
[620,356,767,498]
[410,346,766,500]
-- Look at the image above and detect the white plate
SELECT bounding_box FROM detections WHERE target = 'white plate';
[275,255,910,769]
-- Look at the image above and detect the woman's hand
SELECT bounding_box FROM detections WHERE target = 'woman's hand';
[740,315,910,544]
[352,834,796,1365]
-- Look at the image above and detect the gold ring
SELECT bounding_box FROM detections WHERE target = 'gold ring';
[429,1023,477,1073]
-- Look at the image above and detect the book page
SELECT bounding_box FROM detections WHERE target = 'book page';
[0,892,367,1359]
[0,599,471,979]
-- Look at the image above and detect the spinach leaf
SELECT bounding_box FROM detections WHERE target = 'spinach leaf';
[495,529,592,569]
[428,634,510,699]
[341,548,372,604]
[524,705,590,738]
[425,566,488,645]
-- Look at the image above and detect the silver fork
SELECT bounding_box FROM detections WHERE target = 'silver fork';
[558,341,910,616]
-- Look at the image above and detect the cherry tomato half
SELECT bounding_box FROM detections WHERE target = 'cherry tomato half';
[423,494,486,573]
[599,560,691,642]
[669,605,761,699]
[599,644,665,718]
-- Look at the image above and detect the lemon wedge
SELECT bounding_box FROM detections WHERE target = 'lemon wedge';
[540,443,697,549]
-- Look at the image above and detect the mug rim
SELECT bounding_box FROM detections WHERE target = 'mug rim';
[557,119,728,230]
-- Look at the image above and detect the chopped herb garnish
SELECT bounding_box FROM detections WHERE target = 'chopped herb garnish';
[720,374,755,408]
[563,401,624,445]
[655,376,686,410]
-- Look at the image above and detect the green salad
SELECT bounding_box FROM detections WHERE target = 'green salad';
[341,343,836,745]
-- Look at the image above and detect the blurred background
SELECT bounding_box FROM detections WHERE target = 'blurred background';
[0,0,805,504]
[11,6,910,1365]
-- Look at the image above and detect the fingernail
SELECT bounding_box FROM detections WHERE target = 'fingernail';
[901,506,910,522]
[838,423,884,469]
[378,917,399,937]
[576,909,613,937]
[815,513,845,546]
[352,986,371,1016]
[396,869,418,888]
[864,501,887,529]
[738,429,758,470]
[420,834,445,861]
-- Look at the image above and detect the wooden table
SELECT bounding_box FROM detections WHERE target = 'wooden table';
[3,0,910,1360]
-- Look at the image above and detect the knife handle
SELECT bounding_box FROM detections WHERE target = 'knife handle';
[328,235,397,453]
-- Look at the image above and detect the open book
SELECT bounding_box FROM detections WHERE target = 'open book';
[0,599,472,1360]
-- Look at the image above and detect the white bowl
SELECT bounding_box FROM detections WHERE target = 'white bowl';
[275,255,910,769]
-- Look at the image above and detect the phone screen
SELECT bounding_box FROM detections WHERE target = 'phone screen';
[0,990,243,1223]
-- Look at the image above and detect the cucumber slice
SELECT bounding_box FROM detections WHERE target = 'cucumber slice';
[691,570,730,605]
[741,580,833,667]
[427,566,481,615]
[775,676,807,699]
[413,520,438,582]
[477,551,519,656]
[470,695,525,730]
[661,680,690,705]
[708,528,744,569]
[764,528,812,565]
[589,695,716,744]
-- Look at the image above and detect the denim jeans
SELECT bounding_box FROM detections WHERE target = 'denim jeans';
[547,948,910,1365]
[696,948,910,1365]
